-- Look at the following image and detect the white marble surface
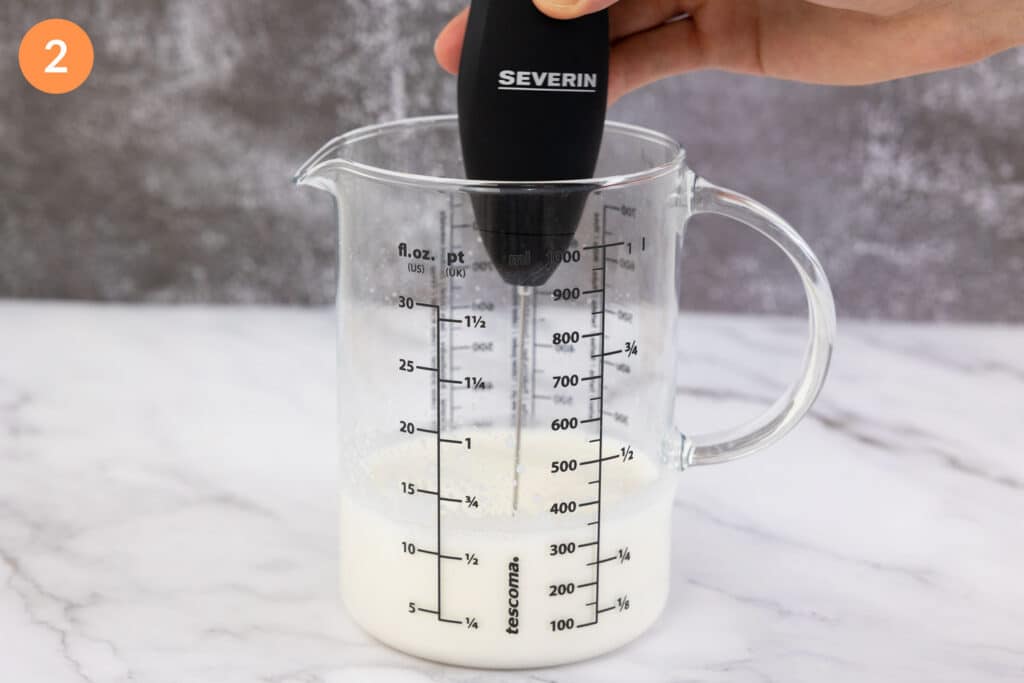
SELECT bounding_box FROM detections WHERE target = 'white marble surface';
[0,302,1021,682]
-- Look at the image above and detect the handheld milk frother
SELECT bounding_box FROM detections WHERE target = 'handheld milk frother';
[458,0,610,511]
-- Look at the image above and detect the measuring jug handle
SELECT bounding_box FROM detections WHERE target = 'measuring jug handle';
[675,175,837,469]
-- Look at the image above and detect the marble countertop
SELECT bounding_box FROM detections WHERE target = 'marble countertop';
[1,302,1021,682]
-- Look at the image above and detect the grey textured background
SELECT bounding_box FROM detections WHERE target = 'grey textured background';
[2,0,1023,321]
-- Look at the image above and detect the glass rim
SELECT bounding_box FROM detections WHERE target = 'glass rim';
[294,114,686,192]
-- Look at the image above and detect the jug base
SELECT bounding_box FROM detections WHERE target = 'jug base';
[345,593,668,669]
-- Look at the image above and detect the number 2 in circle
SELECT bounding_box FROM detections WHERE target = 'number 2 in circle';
[18,18,94,94]
[44,39,69,74]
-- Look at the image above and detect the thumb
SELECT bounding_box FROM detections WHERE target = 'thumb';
[533,0,618,20]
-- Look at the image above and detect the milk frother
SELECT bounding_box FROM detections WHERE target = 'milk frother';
[458,0,610,509]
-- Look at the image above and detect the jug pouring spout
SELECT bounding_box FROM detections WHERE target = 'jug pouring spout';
[293,136,348,194]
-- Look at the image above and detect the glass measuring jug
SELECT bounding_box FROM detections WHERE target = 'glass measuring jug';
[295,115,836,669]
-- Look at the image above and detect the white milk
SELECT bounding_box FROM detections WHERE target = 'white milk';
[339,430,676,668]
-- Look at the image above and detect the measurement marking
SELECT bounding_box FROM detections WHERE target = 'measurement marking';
[417,608,439,614]
[586,556,617,566]
[580,417,601,425]
[590,212,610,625]
[577,581,597,588]
[588,479,600,485]
[440,438,463,445]
[439,496,462,503]
[580,454,621,465]
[578,500,599,507]
[441,554,461,561]
[581,375,600,382]
[582,288,604,295]
[585,601,597,606]
[588,438,602,444]
[439,617,463,624]
[440,317,461,324]
[581,332,602,339]
[433,306,443,622]
[583,241,625,251]
[440,379,462,385]
[416,365,438,372]
[417,427,438,434]
[576,621,597,628]
[592,266,605,272]
[532,292,539,417]
[592,349,623,359]
[590,396,602,402]
[587,520,600,526]
[419,549,438,556]
[418,488,438,496]
[578,542,598,548]
[416,302,440,310]
[598,606,616,614]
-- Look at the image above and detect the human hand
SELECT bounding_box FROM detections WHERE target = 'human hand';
[435,0,1024,102]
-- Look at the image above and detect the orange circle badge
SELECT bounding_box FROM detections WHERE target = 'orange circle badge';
[19,18,94,95]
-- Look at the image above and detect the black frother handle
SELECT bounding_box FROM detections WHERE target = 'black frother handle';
[458,0,609,286]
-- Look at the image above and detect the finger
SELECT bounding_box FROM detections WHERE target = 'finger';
[434,7,470,74]
[607,17,705,102]
[533,0,619,21]
[609,0,704,41]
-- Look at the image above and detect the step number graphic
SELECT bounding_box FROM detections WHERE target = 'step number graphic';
[19,18,94,94]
